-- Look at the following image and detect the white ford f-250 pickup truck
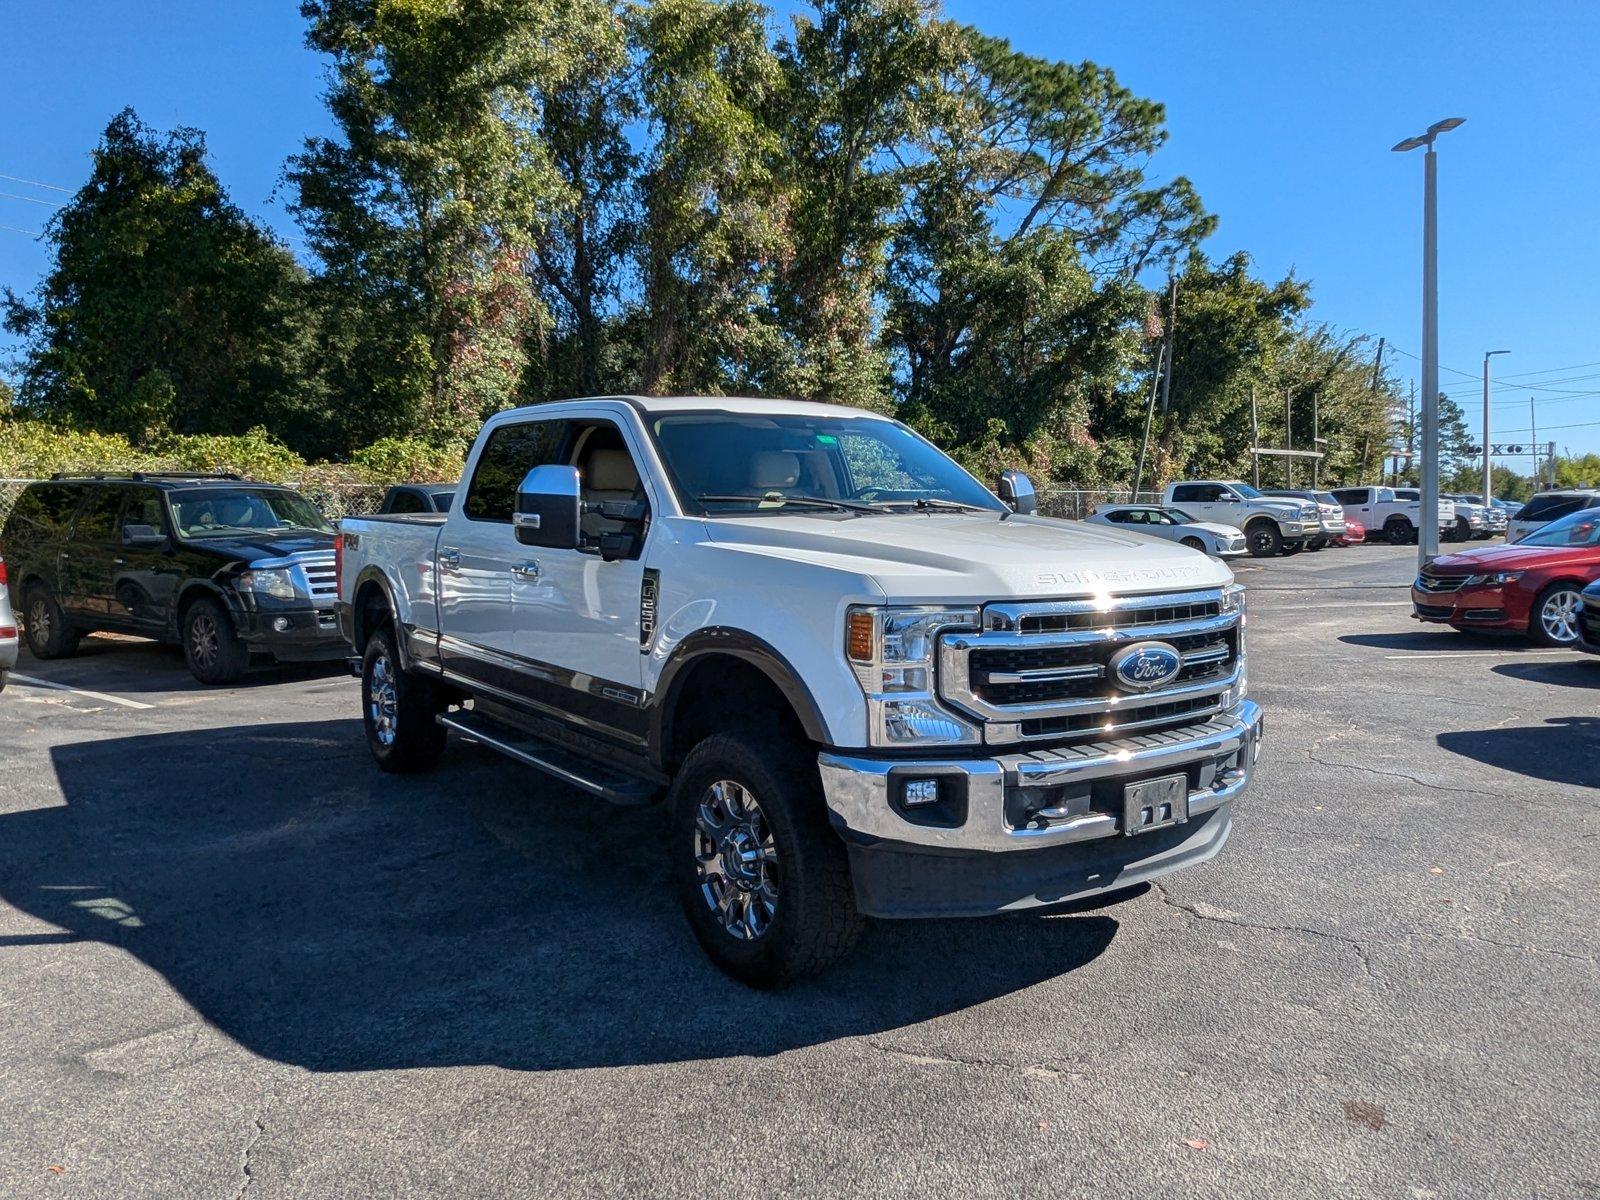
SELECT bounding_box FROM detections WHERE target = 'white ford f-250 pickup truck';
[338,396,1263,985]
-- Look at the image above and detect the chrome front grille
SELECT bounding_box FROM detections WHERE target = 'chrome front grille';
[938,589,1243,745]
[1416,573,1466,594]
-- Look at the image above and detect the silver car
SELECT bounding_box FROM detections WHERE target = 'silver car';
[1086,504,1249,557]
[0,557,17,692]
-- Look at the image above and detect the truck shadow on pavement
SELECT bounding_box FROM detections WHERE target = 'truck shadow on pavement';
[1491,660,1600,690]
[1338,630,1518,652]
[1437,716,1600,789]
[1,720,1117,1073]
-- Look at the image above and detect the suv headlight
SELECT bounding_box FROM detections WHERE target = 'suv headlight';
[845,606,981,746]
[236,567,299,601]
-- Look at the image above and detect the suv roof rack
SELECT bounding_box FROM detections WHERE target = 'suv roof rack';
[46,471,244,483]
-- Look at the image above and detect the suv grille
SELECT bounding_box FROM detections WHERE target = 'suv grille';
[296,553,338,601]
[939,589,1243,745]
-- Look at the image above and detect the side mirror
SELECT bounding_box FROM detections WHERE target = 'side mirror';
[514,465,581,548]
[997,470,1037,516]
[122,523,168,549]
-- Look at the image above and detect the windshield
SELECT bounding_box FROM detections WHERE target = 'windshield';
[170,488,332,537]
[1162,508,1197,523]
[1230,482,1264,498]
[1520,508,1600,547]
[650,413,1006,517]
[1315,492,1339,506]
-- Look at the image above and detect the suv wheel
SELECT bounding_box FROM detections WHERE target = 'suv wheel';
[1384,516,1416,545]
[362,627,446,772]
[183,596,250,684]
[1530,583,1583,647]
[23,584,80,659]
[1245,520,1282,558]
[670,732,863,986]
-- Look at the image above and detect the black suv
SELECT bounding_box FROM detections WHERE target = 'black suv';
[2,474,345,683]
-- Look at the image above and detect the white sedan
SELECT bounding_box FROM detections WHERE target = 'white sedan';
[1086,504,1249,557]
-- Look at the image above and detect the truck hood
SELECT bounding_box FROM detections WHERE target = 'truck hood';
[1427,541,1600,575]
[176,530,336,563]
[702,512,1232,600]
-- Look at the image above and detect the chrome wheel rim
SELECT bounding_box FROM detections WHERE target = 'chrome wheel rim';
[1541,590,1581,643]
[368,653,398,747]
[693,779,778,940]
[28,598,49,644]
[189,612,219,669]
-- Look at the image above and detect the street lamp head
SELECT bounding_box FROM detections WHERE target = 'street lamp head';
[1428,117,1466,135]
[1487,349,1510,358]
[1392,136,1428,152]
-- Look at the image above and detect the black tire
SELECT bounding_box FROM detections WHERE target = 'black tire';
[361,626,447,772]
[669,731,863,987]
[1245,520,1282,558]
[1306,536,1326,551]
[22,583,80,660]
[1179,536,1206,553]
[1384,517,1416,546]
[1528,581,1584,647]
[182,596,250,684]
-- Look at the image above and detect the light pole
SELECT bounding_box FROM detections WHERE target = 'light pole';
[1393,116,1465,568]
[1482,349,1509,504]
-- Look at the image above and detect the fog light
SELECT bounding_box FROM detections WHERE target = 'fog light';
[903,778,940,807]
[273,617,292,633]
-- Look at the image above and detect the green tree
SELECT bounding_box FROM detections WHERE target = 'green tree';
[288,0,571,447]
[3,110,322,448]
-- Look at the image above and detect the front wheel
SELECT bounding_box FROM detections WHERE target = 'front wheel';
[670,732,862,987]
[1179,536,1207,553]
[183,596,249,684]
[1246,521,1282,558]
[1529,583,1583,647]
[361,627,446,772]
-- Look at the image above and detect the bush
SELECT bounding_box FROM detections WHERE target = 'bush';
[348,436,465,484]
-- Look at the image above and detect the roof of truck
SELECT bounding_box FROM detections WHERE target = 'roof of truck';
[505,395,888,421]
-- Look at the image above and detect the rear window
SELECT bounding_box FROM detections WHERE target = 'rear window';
[1517,494,1600,523]
[3,483,83,543]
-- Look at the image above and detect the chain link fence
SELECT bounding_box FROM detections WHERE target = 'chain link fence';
[0,477,391,529]
[1036,489,1163,521]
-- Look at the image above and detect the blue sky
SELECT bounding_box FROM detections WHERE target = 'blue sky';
[3,1,1597,459]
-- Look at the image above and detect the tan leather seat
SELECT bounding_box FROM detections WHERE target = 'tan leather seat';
[582,448,640,537]
[749,451,800,492]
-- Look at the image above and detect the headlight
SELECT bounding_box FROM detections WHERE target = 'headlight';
[1219,582,1247,617]
[845,606,981,746]
[236,567,299,601]
[1463,571,1523,586]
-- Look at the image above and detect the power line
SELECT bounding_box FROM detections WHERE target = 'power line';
[0,189,61,208]
[0,223,42,237]
[0,171,72,194]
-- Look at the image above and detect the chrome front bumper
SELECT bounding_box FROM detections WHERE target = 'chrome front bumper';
[818,699,1263,854]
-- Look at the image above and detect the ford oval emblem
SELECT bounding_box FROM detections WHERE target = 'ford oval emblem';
[1109,641,1183,692]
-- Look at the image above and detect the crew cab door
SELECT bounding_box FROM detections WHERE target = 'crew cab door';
[1169,483,1230,524]
[59,485,130,621]
[437,419,566,685]
[512,416,653,744]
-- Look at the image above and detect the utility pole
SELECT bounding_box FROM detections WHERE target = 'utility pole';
[1530,395,1539,489]
[1158,277,1178,418]
[1482,350,1509,501]
[1405,381,1416,482]
[1284,389,1293,489]
[1250,385,1260,489]
[1132,340,1165,497]
[1312,392,1321,487]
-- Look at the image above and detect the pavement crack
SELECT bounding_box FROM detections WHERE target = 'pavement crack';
[1304,750,1499,798]
[1151,882,1375,978]
[863,1040,1077,1083]
[234,1084,279,1200]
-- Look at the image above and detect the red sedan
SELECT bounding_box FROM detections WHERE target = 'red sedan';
[1335,517,1366,546]
[1411,509,1600,645]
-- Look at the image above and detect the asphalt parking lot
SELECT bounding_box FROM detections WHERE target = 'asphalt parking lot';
[2,542,1597,1199]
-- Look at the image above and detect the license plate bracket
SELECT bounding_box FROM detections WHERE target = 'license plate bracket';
[1123,773,1189,836]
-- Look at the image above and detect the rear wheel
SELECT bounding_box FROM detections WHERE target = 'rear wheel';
[182,596,250,684]
[361,627,447,772]
[1245,520,1282,558]
[1384,516,1416,545]
[1530,583,1583,647]
[22,583,80,660]
[670,731,862,986]
[1452,516,1473,541]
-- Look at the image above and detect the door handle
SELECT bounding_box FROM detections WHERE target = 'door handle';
[114,557,126,565]
[438,548,461,572]
[512,562,541,582]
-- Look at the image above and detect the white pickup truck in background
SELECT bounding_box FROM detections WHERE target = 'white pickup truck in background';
[1161,480,1321,558]
[1330,486,1454,545]
[337,396,1263,985]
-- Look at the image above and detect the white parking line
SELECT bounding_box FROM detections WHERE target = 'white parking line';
[1383,650,1575,661]
[7,673,155,710]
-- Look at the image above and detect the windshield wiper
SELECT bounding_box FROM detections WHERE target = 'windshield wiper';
[905,497,994,514]
[696,493,883,515]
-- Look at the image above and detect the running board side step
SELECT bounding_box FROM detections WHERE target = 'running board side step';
[437,710,661,806]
